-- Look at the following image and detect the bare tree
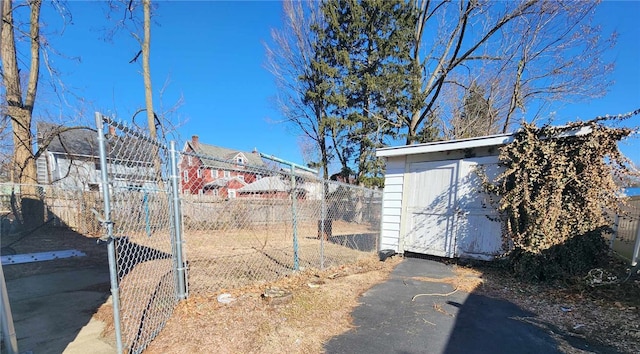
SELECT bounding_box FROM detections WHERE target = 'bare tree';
[404,0,614,143]
[1,0,44,224]
[107,0,165,184]
[265,0,333,178]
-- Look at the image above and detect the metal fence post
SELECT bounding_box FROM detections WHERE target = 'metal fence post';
[320,181,326,270]
[291,165,299,271]
[632,221,640,267]
[1,215,19,354]
[95,112,124,354]
[169,141,187,299]
[610,214,619,251]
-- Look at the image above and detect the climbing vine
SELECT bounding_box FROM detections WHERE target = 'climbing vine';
[484,110,640,258]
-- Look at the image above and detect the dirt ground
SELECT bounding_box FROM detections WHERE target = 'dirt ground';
[111,255,639,354]
[4,225,638,353]
[474,260,640,354]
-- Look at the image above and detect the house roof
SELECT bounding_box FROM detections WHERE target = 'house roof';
[376,126,593,158]
[37,122,155,163]
[237,176,289,193]
[187,141,266,170]
[37,122,100,157]
[203,176,247,189]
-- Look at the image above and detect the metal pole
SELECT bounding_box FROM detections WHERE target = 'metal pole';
[259,153,317,174]
[320,182,326,270]
[95,112,124,354]
[144,192,151,237]
[291,165,299,271]
[632,219,640,267]
[610,214,619,251]
[169,141,187,299]
[1,213,19,354]
[256,152,315,272]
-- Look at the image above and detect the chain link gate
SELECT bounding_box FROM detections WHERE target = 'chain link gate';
[95,113,186,354]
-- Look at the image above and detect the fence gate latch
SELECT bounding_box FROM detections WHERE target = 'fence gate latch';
[91,208,115,243]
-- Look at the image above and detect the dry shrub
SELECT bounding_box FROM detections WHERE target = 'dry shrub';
[482,110,640,279]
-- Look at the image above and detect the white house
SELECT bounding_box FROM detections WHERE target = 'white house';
[36,122,158,192]
[376,134,514,260]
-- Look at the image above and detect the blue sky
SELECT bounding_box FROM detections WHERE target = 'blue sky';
[30,0,640,170]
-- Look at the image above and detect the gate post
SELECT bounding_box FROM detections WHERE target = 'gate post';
[320,181,326,270]
[170,141,187,299]
[95,112,124,354]
[291,165,299,271]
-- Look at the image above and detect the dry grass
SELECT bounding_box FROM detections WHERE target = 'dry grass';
[142,255,402,354]
[182,220,378,294]
[409,266,484,293]
[92,254,639,354]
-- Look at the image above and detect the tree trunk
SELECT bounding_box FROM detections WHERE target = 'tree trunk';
[1,0,44,227]
[142,0,163,185]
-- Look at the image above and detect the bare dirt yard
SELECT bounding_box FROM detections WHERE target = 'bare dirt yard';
[93,254,639,354]
[5,225,637,353]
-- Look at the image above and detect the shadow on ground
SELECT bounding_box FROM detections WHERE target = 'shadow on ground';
[324,256,620,354]
[327,232,378,252]
[1,224,112,354]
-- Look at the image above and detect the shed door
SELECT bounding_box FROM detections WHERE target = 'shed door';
[404,161,458,257]
[455,158,503,259]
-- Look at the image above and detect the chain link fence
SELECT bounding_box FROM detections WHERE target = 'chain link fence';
[93,115,382,352]
[612,196,640,266]
[178,144,382,294]
[0,183,100,235]
[95,115,185,354]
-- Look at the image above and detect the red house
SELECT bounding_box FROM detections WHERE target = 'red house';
[180,136,267,198]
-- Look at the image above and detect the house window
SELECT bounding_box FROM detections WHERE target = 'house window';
[256,174,262,180]
[187,156,192,166]
[237,157,244,165]
[228,189,236,199]
[197,169,202,178]
[238,175,244,181]
[183,170,189,182]
[198,189,204,195]
[211,169,218,178]
[224,170,230,178]
[212,189,219,197]
[88,183,100,192]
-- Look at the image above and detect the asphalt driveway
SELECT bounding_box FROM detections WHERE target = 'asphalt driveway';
[325,257,619,354]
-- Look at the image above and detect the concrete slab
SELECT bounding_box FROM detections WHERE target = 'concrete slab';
[325,257,619,354]
[4,267,115,354]
[64,318,115,354]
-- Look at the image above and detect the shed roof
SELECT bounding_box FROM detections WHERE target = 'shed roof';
[376,134,513,158]
[376,126,593,158]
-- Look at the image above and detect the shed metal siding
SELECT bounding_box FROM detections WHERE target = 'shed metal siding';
[380,157,405,251]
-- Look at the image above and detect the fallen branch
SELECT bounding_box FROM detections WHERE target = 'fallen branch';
[411,288,458,301]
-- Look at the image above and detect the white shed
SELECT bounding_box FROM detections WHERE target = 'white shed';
[376,134,514,260]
